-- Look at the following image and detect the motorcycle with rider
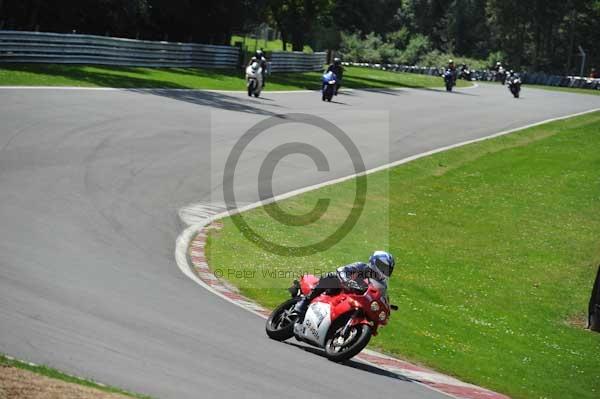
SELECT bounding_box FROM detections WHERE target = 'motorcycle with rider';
[442,59,457,91]
[326,57,344,95]
[506,70,522,98]
[266,251,398,362]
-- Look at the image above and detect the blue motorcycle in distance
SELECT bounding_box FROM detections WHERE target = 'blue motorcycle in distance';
[322,71,337,102]
[442,69,455,92]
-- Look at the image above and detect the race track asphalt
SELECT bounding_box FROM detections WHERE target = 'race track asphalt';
[1,83,599,398]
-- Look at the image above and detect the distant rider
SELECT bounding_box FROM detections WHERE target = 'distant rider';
[292,251,395,320]
[441,59,458,87]
[460,63,470,80]
[507,70,519,83]
[326,57,344,95]
[495,61,507,84]
[447,59,457,84]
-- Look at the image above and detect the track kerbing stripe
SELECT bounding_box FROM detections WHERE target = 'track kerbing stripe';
[186,221,509,399]
[176,108,600,399]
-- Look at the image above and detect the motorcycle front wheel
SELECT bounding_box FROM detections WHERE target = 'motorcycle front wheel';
[265,297,299,341]
[324,319,372,362]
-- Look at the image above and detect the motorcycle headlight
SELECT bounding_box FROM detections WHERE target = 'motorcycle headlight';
[378,311,387,321]
[370,301,380,312]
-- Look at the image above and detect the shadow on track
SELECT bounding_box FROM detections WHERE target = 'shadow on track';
[360,88,406,96]
[131,89,284,116]
[423,87,479,96]
[284,341,412,383]
[326,99,350,105]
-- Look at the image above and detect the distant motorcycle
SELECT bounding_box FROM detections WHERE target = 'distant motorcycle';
[460,66,472,81]
[266,274,397,362]
[245,61,263,97]
[507,75,522,98]
[322,71,337,102]
[442,69,455,92]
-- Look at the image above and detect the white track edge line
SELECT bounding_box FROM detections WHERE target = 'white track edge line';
[218,107,600,218]
[174,107,599,398]
[176,106,600,311]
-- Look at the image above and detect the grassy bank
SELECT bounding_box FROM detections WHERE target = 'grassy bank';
[527,84,600,96]
[206,112,600,399]
[230,35,312,53]
[478,80,600,96]
[0,64,469,90]
[0,354,150,398]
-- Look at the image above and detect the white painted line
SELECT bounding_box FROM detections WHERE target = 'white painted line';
[175,224,268,319]
[176,107,600,310]
[174,107,598,399]
[215,107,600,220]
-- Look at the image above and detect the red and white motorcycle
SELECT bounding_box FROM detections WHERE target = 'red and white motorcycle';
[266,274,397,362]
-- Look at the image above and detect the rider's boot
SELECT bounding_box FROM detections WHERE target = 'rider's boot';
[291,296,310,321]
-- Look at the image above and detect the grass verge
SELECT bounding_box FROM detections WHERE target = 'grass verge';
[206,112,600,399]
[0,354,151,398]
[478,80,600,96]
[526,84,600,96]
[0,64,469,91]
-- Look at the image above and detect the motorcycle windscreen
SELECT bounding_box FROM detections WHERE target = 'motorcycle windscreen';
[297,302,332,346]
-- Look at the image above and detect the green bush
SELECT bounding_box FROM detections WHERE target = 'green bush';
[385,28,410,49]
[362,32,385,63]
[419,50,488,70]
[396,34,431,65]
[486,50,508,69]
[339,32,366,62]
[339,30,491,69]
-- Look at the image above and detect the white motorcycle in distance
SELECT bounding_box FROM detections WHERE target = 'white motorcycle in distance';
[245,62,263,97]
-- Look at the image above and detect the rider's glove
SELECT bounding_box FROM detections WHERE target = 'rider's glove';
[345,279,366,293]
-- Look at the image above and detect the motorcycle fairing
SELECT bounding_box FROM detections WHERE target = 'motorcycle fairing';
[295,301,332,346]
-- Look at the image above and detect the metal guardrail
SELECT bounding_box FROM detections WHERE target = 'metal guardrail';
[270,51,327,73]
[0,31,326,73]
[344,62,600,91]
[0,30,240,68]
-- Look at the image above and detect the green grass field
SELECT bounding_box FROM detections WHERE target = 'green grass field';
[206,112,600,399]
[0,64,469,91]
[527,84,600,96]
[230,34,312,53]
[0,354,151,398]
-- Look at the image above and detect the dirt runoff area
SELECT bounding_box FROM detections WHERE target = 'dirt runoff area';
[0,365,132,399]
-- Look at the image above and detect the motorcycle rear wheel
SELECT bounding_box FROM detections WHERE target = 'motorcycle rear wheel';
[324,319,372,362]
[265,297,299,341]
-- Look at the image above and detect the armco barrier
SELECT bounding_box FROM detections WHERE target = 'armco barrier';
[0,31,326,73]
[269,51,326,72]
[0,30,239,68]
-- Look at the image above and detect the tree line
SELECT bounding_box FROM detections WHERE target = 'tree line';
[1,0,598,74]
